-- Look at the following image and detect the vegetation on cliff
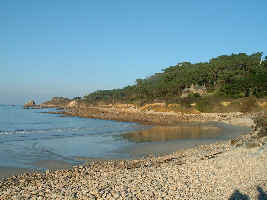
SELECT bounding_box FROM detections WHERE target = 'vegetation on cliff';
[41,97,71,106]
[83,52,267,106]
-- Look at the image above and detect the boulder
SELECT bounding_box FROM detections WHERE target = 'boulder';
[66,100,78,108]
[24,100,37,108]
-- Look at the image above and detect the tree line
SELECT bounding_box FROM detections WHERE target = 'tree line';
[84,52,267,104]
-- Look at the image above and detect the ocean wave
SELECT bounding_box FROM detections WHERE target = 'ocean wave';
[0,127,97,136]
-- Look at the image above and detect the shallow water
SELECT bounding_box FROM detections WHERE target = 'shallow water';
[0,105,250,171]
[122,124,221,143]
[0,105,145,169]
[118,122,250,158]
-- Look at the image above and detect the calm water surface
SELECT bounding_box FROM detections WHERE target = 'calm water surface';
[0,104,250,170]
[0,105,146,169]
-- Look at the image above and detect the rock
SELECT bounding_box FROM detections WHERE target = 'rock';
[24,100,35,106]
[261,136,267,144]
[41,97,71,107]
[245,142,260,149]
[66,100,78,108]
[230,137,243,147]
[24,100,37,109]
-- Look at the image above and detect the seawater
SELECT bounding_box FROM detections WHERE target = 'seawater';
[0,105,146,169]
[0,105,250,170]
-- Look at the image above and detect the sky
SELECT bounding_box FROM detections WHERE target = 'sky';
[1,1,267,104]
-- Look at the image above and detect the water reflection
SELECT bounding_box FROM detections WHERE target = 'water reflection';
[122,125,221,143]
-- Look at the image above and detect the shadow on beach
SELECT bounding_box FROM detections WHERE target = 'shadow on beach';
[229,186,267,200]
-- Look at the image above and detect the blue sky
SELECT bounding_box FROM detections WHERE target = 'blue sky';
[1,1,267,104]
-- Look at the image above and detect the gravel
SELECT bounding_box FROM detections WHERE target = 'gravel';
[0,138,266,199]
[1,112,266,199]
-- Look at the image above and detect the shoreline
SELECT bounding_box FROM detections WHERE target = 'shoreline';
[43,105,256,161]
[0,167,34,180]
[61,104,256,127]
[3,105,265,198]
[27,100,257,127]
[1,128,266,199]
[0,120,251,180]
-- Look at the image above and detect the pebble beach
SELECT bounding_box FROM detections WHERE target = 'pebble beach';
[1,123,266,199]
[1,107,267,199]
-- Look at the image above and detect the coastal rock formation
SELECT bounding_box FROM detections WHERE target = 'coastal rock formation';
[24,100,35,106]
[40,97,71,108]
[24,97,72,109]
[66,100,78,108]
[24,100,38,109]
[63,102,256,127]
[230,112,267,148]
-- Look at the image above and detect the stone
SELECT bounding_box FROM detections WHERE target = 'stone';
[24,100,36,108]
[66,100,78,108]
[230,137,243,147]
[261,136,267,144]
[245,142,260,149]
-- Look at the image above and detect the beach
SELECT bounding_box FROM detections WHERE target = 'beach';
[0,135,266,199]
[3,1,267,198]
[0,109,266,199]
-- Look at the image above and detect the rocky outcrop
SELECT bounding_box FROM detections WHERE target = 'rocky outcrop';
[24,100,39,109]
[181,84,207,98]
[24,100,35,106]
[63,101,256,126]
[66,100,78,108]
[40,97,71,108]
[24,97,72,109]
[230,112,267,148]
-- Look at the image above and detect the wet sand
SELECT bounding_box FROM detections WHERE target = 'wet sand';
[0,167,33,180]
[0,160,73,180]
[30,159,73,170]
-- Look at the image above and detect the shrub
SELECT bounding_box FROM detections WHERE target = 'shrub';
[188,93,201,98]
[195,98,212,112]
[240,96,258,113]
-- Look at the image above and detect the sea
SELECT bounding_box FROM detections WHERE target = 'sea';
[0,104,250,171]
[0,104,146,169]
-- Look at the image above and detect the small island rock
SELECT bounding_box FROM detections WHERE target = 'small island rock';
[24,100,37,109]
